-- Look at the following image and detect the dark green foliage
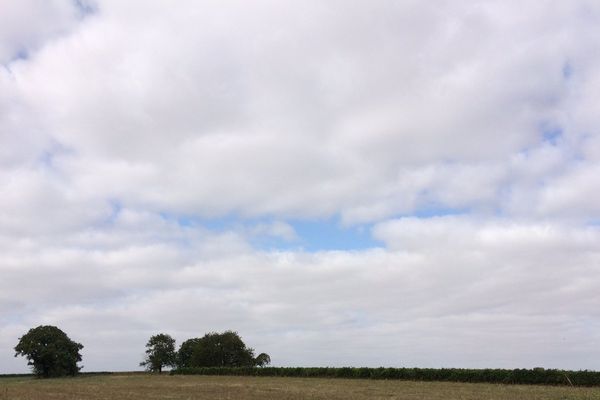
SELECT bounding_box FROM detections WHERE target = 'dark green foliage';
[14,325,83,378]
[177,338,202,369]
[171,367,600,387]
[177,331,266,368]
[255,353,271,367]
[140,333,177,373]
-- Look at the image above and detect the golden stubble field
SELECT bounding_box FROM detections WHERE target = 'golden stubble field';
[1,373,600,400]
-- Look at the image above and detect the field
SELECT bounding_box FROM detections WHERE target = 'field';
[1,374,600,400]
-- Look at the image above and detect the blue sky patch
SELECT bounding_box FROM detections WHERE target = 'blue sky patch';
[288,219,381,251]
[537,120,564,146]
[157,212,382,251]
[542,127,563,146]
[13,49,29,62]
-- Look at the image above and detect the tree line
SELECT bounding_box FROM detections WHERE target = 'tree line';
[140,331,271,373]
[172,366,600,387]
[13,325,270,378]
[12,325,600,387]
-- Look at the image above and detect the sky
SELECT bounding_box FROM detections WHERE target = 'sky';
[1,0,600,373]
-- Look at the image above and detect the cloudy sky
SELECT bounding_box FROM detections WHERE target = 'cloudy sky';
[1,0,600,373]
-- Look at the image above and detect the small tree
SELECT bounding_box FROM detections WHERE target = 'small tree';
[255,353,271,367]
[14,325,83,378]
[140,333,176,373]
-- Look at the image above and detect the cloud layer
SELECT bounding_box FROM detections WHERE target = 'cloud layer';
[1,0,600,372]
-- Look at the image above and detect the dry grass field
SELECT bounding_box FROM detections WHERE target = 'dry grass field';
[1,373,600,400]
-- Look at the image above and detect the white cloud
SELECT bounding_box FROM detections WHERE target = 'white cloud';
[250,221,298,242]
[4,0,598,222]
[1,0,600,373]
[0,0,83,64]
[536,162,600,218]
[2,217,600,371]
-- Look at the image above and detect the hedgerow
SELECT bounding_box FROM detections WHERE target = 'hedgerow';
[171,367,600,386]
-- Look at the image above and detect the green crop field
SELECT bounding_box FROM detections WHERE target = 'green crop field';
[1,373,600,400]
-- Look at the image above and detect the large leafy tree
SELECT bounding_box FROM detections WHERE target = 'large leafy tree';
[14,325,84,378]
[140,333,177,373]
[178,331,267,368]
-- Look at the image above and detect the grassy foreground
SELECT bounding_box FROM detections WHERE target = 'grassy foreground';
[1,373,600,400]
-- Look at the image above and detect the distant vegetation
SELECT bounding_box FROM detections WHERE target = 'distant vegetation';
[14,326,83,378]
[172,366,600,387]
[13,326,269,378]
[140,333,177,373]
[10,326,600,387]
[141,331,270,373]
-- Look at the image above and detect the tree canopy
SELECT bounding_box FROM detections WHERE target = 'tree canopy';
[255,353,271,367]
[14,325,83,378]
[140,333,177,373]
[177,331,269,368]
[177,337,202,369]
